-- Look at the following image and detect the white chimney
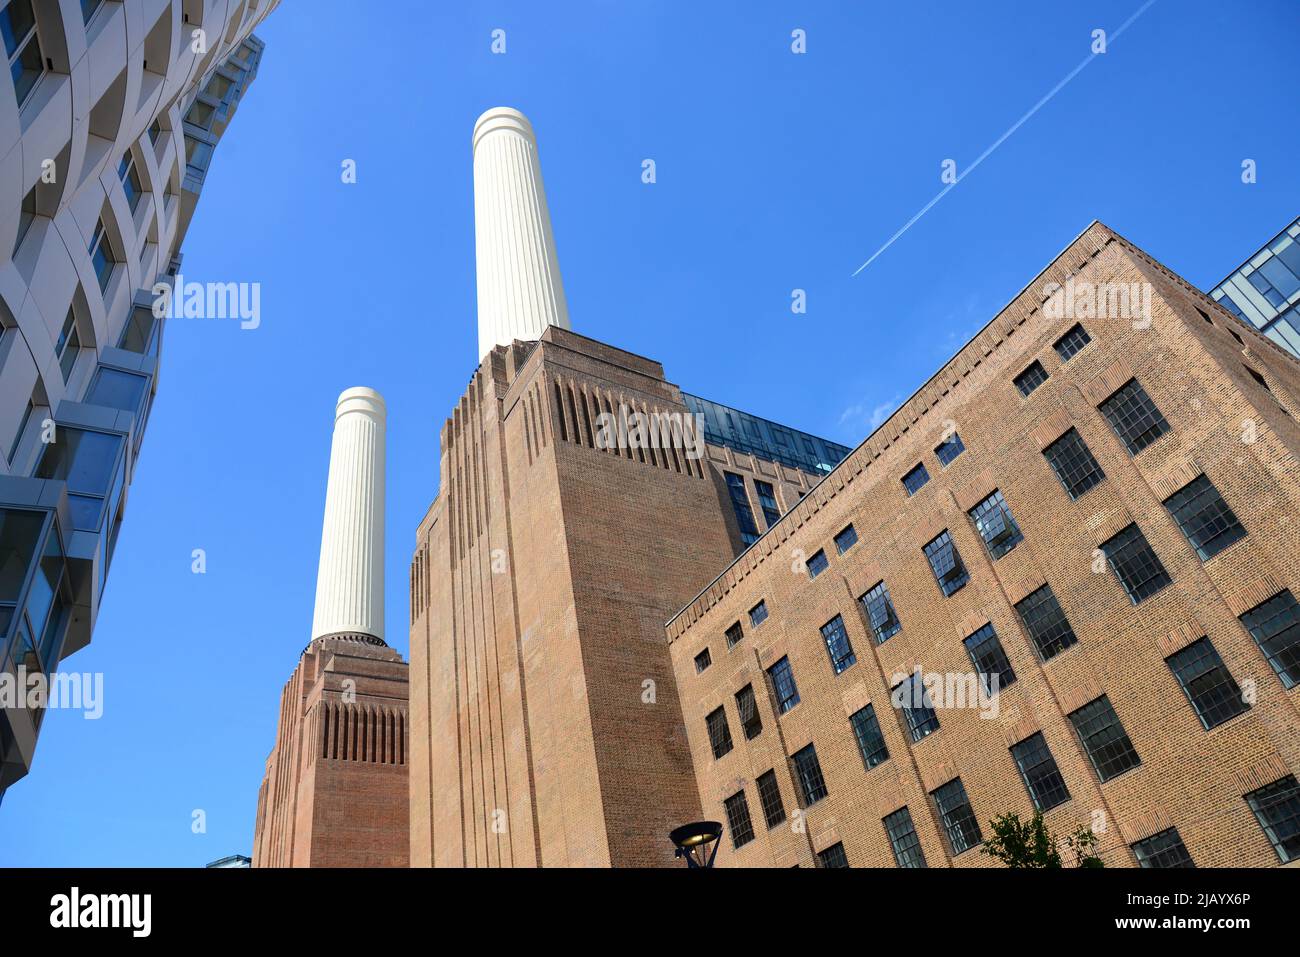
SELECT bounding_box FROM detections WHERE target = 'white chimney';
[310,387,386,643]
[473,107,570,360]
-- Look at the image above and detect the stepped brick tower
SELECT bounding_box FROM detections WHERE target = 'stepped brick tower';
[253,388,409,867]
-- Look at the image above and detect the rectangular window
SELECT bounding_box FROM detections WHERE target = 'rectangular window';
[724,472,760,546]
[931,778,982,855]
[753,479,780,528]
[849,704,889,769]
[923,529,969,596]
[1163,475,1246,561]
[1014,360,1049,397]
[1014,585,1078,661]
[706,706,733,760]
[54,309,80,383]
[35,427,124,531]
[806,548,828,579]
[119,152,143,214]
[963,623,1017,693]
[693,648,711,674]
[935,431,965,465]
[833,524,858,554]
[1131,828,1194,868]
[85,368,149,418]
[88,219,116,292]
[859,581,901,643]
[735,684,762,740]
[1238,591,1300,689]
[81,0,104,24]
[725,620,744,648]
[748,601,768,628]
[819,614,856,674]
[791,743,827,806]
[1053,323,1092,361]
[1101,523,1171,604]
[723,790,755,849]
[1043,428,1105,499]
[968,489,1023,559]
[902,462,930,495]
[2,0,45,108]
[1068,696,1141,782]
[147,119,163,145]
[14,184,36,254]
[7,398,34,465]
[766,656,800,714]
[1166,637,1249,730]
[883,807,926,868]
[1011,733,1071,811]
[1099,378,1170,454]
[184,134,214,171]
[816,842,849,868]
[118,307,160,357]
[893,672,940,741]
[756,769,785,829]
[185,100,216,130]
[1244,776,1300,864]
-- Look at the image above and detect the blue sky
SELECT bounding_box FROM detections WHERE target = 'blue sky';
[2,0,1297,866]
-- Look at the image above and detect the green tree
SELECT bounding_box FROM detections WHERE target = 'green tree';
[981,812,1106,868]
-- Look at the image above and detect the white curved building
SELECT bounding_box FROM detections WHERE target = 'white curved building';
[0,0,279,799]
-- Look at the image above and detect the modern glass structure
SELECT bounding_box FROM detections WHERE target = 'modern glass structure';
[1209,216,1300,358]
[0,0,278,801]
[683,393,852,476]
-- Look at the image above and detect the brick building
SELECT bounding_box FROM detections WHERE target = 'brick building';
[667,222,1300,868]
[409,107,1300,868]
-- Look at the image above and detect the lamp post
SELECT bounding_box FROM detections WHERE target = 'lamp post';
[669,821,723,868]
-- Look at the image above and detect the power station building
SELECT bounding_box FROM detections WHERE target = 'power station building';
[0,0,278,801]
[405,108,1300,869]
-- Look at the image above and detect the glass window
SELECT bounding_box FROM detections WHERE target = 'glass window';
[1011,732,1071,811]
[1053,323,1092,361]
[1244,776,1300,864]
[791,743,827,806]
[833,524,858,554]
[817,842,849,868]
[7,398,34,465]
[931,778,982,855]
[735,684,762,740]
[1068,696,1141,782]
[1014,585,1078,661]
[2,0,44,108]
[849,704,889,769]
[968,489,1023,559]
[185,100,215,130]
[81,0,104,24]
[1101,523,1171,604]
[184,135,214,171]
[724,472,760,546]
[859,581,901,643]
[819,615,856,674]
[1166,637,1249,730]
[86,368,149,417]
[1132,828,1194,868]
[724,621,743,648]
[706,706,733,760]
[147,119,162,145]
[923,529,968,596]
[0,508,46,630]
[766,656,799,713]
[753,479,780,528]
[118,307,160,356]
[883,807,926,868]
[902,462,930,495]
[722,790,754,849]
[35,428,124,531]
[935,432,964,465]
[1099,378,1170,455]
[118,152,143,213]
[748,601,768,628]
[55,309,80,383]
[893,672,939,741]
[806,549,828,580]
[756,769,785,829]
[204,73,233,100]
[1163,475,1246,561]
[14,184,36,254]
[1238,591,1300,689]
[963,623,1016,693]
[693,647,710,673]
[1014,360,1049,397]
[88,219,116,292]
[1043,428,1105,499]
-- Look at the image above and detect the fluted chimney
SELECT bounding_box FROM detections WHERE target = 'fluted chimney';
[473,107,570,360]
[310,387,386,643]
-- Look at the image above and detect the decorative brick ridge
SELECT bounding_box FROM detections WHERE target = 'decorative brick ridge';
[300,631,387,658]
[1083,358,1137,406]
[1233,754,1293,795]
[1224,574,1286,617]
[874,776,909,816]
[1002,713,1041,746]
[1087,506,1136,546]
[1004,574,1049,607]
[1156,618,1207,658]
[955,469,997,513]
[840,681,874,716]
[811,823,843,853]
[843,559,885,598]
[713,775,754,802]
[1030,407,1074,449]
[920,759,960,793]
[1117,808,1175,845]
[759,639,792,670]
[1056,677,1106,716]
[1148,457,1205,502]
[955,611,991,639]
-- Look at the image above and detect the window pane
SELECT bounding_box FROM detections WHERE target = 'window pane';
[819,615,856,674]
[1132,828,1194,868]
[1239,591,1300,689]
[1099,379,1169,454]
[1068,696,1141,782]
[1043,428,1105,499]
[1163,475,1246,561]
[86,368,149,416]
[1101,523,1171,604]
[883,807,926,868]
[0,508,45,603]
[1015,585,1078,661]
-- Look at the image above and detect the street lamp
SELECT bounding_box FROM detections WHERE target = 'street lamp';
[669,821,722,868]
